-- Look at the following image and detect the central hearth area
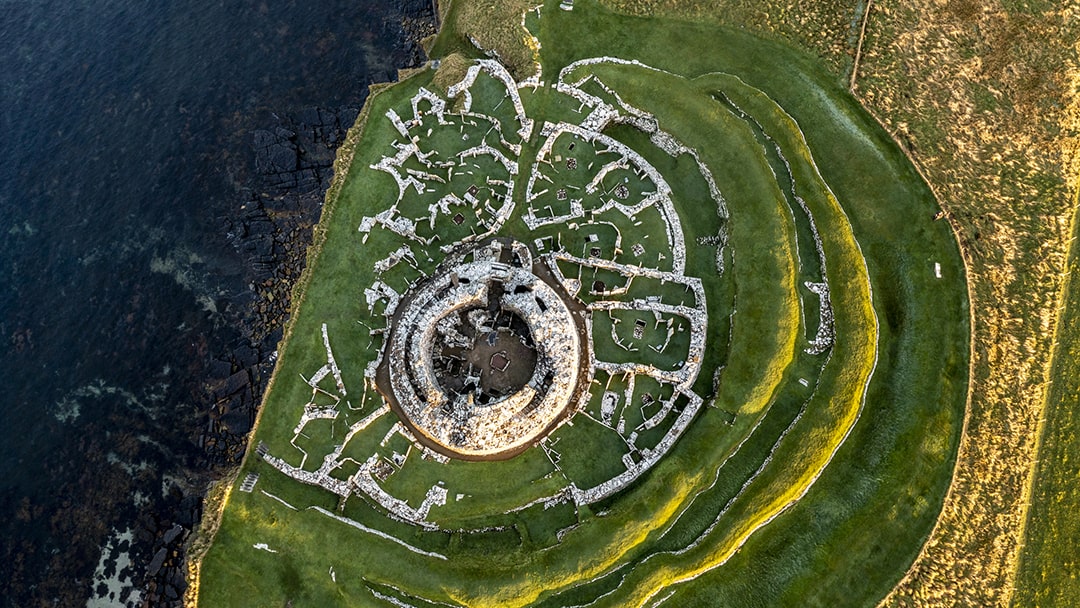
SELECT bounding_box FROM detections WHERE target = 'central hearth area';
[431,306,538,405]
[376,238,589,460]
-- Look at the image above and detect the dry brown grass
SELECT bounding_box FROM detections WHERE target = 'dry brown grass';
[598,0,864,78]
[850,3,1080,606]
[439,0,540,79]
[431,52,475,93]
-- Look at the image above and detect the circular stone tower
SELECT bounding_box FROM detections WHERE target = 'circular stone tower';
[375,238,590,460]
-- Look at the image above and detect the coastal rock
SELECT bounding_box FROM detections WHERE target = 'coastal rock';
[221,404,253,435]
[135,1,439,604]
[162,524,184,546]
[147,548,167,577]
[223,369,250,397]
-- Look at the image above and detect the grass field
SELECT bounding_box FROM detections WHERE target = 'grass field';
[1012,197,1080,607]
[192,1,968,606]
[846,3,1080,604]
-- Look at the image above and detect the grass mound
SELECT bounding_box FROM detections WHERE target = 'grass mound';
[194,1,967,606]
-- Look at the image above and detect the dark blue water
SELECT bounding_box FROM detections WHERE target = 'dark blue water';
[0,1,432,605]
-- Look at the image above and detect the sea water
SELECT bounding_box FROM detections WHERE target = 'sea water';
[0,1,430,604]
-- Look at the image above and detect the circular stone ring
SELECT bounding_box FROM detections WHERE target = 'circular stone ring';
[377,238,589,460]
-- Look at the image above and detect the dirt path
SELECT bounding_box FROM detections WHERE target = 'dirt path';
[849,0,873,92]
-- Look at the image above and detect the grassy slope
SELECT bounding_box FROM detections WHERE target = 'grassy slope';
[532,4,966,603]
[523,60,875,607]
[194,1,968,606]
[429,0,539,78]
[596,0,861,79]
[595,1,1080,604]
[851,3,1080,604]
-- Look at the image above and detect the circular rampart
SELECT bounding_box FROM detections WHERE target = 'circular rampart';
[377,239,587,459]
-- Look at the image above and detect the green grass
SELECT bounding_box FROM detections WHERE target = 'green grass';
[1012,200,1080,607]
[550,415,630,489]
[518,56,871,606]
[195,1,968,606]
[382,450,564,526]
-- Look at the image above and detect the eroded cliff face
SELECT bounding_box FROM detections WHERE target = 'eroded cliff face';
[102,3,438,607]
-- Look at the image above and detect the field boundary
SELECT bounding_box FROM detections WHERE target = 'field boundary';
[1010,57,1080,598]
[848,0,872,92]
[848,98,979,608]
[1009,182,1080,604]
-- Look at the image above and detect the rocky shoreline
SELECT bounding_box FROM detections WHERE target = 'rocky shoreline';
[208,105,360,461]
[137,7,437,606]
[143,107,358,605]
